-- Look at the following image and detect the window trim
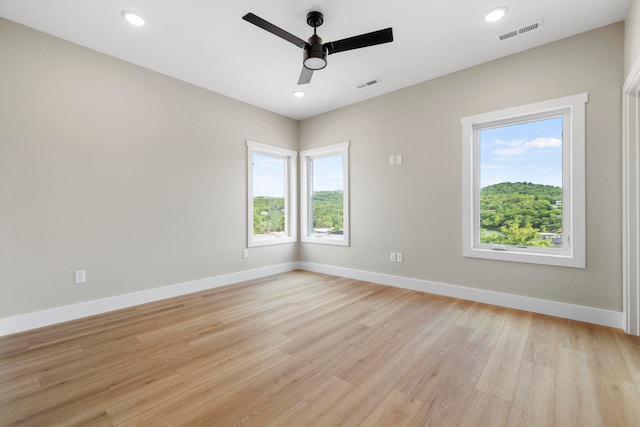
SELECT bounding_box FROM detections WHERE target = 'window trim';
[246,140,297,247]
[300,142,350,246]
[461,93,587,268]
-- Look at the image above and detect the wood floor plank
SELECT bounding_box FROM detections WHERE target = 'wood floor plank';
[355,289,416,328]
[263,375,354,427]
[402,302,468,355]
[613,329,640,384]
[246,331,358,394]
[174,331,291,378]
[2,270,640,426]
[584,325,635,383]
[457,390,511,426]
[310,350,415,426]
[555,347,604,426]
[522,313,565,368]
[592,374,640,426]
[507,360,556,426]
[0,374,40,407]
[277,311,369,356]
[0,374,113,426]
[0,342,85,381]
[359,388,424,427]
[475,310,532,401]
[230,346,362,425]
[404,340,492,425]
[336,322,424,386]
[467,305,510,348]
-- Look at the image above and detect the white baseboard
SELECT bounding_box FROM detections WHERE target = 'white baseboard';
[298,262,624,330]
[1,261,624,337]
[0,262,298,337]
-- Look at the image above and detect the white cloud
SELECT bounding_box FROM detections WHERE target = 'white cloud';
[526,137,562,148]
[494,146,525,156]
[493,137,561,157]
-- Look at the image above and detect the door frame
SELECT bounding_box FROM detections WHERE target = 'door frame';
[623,55,640,336]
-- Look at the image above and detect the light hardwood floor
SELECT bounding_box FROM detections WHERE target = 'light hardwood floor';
[1,270,640,426]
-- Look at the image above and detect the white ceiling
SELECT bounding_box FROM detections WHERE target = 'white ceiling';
[0,0,631,120]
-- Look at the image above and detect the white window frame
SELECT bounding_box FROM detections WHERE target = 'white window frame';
[300,142,350,246]
[461,93,587,268]
[247,140,297,247]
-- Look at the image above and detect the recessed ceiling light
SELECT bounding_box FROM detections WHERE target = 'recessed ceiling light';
[122,11,146,27]
[485,7,507,23]
[293,91,305,98]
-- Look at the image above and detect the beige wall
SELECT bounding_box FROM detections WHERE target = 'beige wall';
[299,23,624,311]
[0,18,626,319]
[0,19,298,317]
[626,0,640,76]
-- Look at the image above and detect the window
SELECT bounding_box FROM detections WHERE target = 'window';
[461,93,587,268]
[247,141,296,247]
[300,142,350,245]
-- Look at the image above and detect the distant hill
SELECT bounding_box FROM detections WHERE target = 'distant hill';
[481,182,562,200]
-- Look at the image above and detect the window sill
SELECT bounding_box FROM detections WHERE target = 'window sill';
[463,246,585,268]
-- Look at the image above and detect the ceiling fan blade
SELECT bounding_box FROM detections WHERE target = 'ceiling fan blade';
[325,28,393,55]
[298,67,314,85]
[242,13,307,48]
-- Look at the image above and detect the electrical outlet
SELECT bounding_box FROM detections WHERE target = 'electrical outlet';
[74,270,86,284]
[243,248,249,259]
[395,154,403,165]
[390,252,397,262]
[397,252,404,263]
[389,155,396,165]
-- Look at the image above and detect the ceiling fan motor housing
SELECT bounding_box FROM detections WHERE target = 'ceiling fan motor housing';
[303,34,328,70]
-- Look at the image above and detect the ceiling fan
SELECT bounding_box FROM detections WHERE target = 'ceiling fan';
[242,11,393,85]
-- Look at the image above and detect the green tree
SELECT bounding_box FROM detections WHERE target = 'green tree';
[312,191,343,232]
[480,182,562,247]
[481,221,553,247]
[253,196,285,234]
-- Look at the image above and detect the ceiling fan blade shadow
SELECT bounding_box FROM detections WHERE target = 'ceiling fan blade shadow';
[298,67,313,85]
[325,28,393,55]
[242,13,307,48]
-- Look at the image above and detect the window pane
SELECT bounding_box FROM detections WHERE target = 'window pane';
[478,116,563,248]
[253,152,286,237]
[310,153,344,238]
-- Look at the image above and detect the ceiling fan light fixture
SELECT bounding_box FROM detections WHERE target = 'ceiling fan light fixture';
[303,55,327,70]
[303,35,327,70]
[485,7,507,23]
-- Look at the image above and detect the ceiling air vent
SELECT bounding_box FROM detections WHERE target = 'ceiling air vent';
[499,30,518,41]
[356,78,381,90]
[499,20,543,41]
[519,21,543,34]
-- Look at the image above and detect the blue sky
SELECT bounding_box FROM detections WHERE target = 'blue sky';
[311,154,344,192]
[479,116,563,188]
[253,152,343,197]
[253,153,285,197]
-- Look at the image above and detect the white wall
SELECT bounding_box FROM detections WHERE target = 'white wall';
[0,18,298,318]
[299,23,625,311]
